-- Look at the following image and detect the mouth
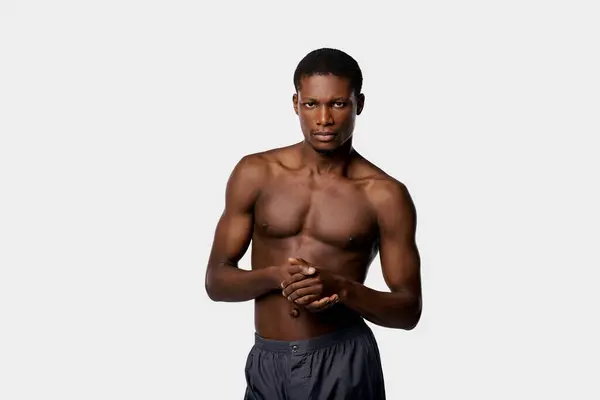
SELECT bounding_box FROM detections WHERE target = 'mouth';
[312,131,337,142]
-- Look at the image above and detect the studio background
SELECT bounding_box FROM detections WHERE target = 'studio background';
[1,1,598,399]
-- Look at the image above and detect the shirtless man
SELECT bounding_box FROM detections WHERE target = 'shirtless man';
[205,48,422,400]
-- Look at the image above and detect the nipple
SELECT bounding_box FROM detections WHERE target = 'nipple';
[290,307,300,318]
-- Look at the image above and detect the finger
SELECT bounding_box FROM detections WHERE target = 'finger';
[281,277,321,297]
[288,257,305,266]
[282,284,323,301]
[280,272,311,289]
[305,296,332,312]
[294,294,321,305]
[288,258,314,274]
[288,263,315,277]
[305,294,339,312]
[307,302,334,313]
[287,285,322,302]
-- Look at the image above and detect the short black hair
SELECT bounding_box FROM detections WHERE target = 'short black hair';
[293,48,363,96]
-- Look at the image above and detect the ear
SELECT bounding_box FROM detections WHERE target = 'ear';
[356,93,365,115]
[292,93,299,115]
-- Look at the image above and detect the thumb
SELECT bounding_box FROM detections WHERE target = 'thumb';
[288,258,314,274]
[303,265,316,275]
[289,257,310,265]
[288,257,309,266]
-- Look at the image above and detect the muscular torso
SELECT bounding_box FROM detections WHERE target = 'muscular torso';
[250,148,382,340]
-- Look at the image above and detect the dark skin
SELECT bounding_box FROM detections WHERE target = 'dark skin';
[205,74,422,340]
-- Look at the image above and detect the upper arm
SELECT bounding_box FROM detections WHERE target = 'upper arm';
[371,179,421,298]
[207,155,267,270]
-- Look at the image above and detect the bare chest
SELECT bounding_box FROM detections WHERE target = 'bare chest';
[254,178,377,249]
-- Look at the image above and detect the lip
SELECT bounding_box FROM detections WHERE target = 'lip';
[313,131,336,135]
[313,132,337,142]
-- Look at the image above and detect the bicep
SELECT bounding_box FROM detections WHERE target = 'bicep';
[208,209,254,267]
[207,155,265,268]
[376,182,421,294]
[379,233,420,293]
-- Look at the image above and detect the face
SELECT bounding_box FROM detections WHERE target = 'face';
[293,74,364,153]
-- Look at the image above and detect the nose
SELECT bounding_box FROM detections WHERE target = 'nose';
[317,105,333,126]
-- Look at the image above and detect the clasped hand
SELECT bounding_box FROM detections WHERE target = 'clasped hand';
[279,257,341,313]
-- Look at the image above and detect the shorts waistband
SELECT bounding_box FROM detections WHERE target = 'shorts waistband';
[253,321,371,354]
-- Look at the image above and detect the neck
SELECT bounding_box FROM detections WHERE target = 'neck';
[300,137,355,176]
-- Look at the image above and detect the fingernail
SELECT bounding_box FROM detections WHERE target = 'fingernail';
[308,267,315,274]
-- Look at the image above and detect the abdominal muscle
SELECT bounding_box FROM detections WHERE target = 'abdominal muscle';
[250,240,371,341]
[254,293,363,341]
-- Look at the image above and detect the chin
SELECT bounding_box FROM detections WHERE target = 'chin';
[309,140,340,154]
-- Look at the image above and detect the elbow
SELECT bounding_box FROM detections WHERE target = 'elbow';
[205,269,223,302]
[205,281,218,301]
[400,296,422,331]
[205,281,225,302]
[403,310,421,331]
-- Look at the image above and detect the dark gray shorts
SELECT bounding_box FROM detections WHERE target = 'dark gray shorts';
[244,322,386,400]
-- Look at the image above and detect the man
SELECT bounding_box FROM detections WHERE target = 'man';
[205,48,422,400]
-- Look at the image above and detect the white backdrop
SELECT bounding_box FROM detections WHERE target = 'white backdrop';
[1,1,599,399]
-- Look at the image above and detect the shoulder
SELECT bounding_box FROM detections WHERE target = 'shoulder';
[364,174,417,235]
[369,176,414,216]
[223,152,271,209]
[232,152,269,180]
[228,144,296,188]
[233,143,300,176]
[352,157,415,219]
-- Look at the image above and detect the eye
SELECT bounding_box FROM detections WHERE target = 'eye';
[332,102,346,108]
[303,102,316,109]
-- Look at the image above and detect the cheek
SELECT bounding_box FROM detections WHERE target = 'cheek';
[338,112,355,129]
[298,112,312,129]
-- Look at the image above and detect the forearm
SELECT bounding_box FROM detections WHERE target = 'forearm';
[205,263,277,302]
[339,279,421,330]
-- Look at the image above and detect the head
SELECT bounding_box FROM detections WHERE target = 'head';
[292,48,365,154]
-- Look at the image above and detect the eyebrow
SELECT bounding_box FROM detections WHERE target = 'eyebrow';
[302,97,349,102]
